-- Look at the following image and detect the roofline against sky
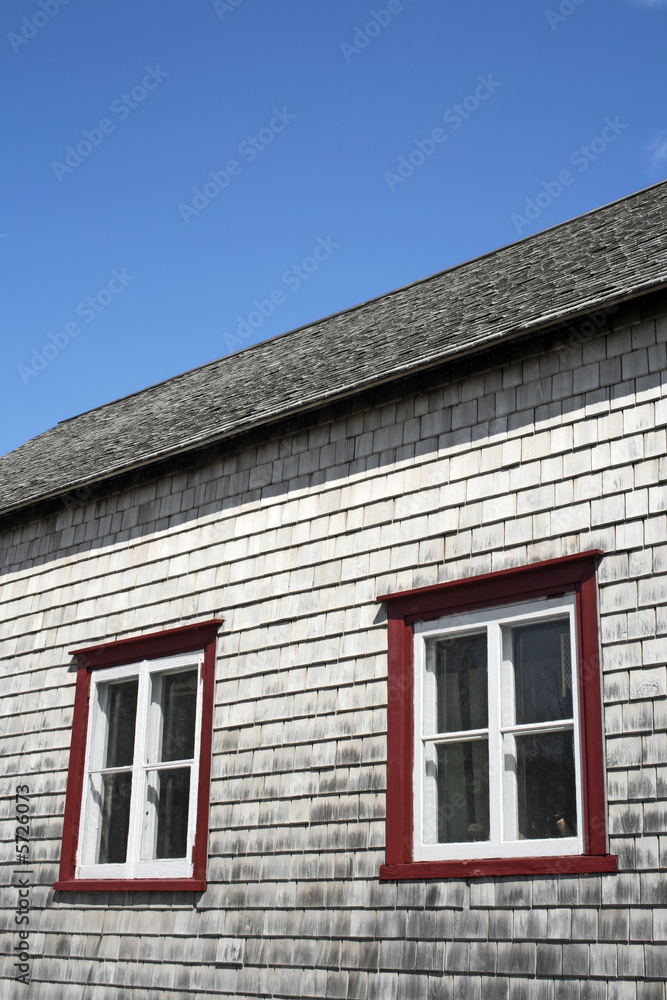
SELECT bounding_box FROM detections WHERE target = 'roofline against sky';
[55,178,667,430]
[5,276,665,521]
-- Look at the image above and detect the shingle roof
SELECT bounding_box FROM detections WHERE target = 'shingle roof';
[3,181,667,517]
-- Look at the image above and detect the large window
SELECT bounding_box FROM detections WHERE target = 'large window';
[55,620,222,892]
[379,553,617,878]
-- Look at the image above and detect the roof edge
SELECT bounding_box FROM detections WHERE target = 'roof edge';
[4,278,665,521]
[55,179,667,428]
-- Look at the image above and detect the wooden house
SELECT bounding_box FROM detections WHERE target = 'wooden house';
[1,182,666,999]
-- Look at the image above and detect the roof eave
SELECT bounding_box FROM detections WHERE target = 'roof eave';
[3,279,664,521]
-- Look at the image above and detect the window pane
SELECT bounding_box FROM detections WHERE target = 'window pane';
[428,632,487,733]
[97,771,133,864]
[514,730,577,840]
[427,740,489,843]
[512,619,572,724]
[159,670,197,762]
[105,679,138,768]
[142,767,191,859]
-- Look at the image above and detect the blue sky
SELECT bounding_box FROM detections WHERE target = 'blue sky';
[2,0,666,459]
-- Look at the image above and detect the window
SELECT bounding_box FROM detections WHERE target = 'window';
[378,552,617,878]
[55,620,222,892]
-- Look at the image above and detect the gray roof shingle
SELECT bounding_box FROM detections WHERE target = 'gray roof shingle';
[3,181,667,516]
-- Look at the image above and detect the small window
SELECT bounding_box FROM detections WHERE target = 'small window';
[415,597,580,860]
[56,620,222,892]
[79,655,201,879]
[379,553,617,878]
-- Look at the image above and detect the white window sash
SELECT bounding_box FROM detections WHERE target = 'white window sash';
[413,595,584,861]
[77,650,204,880]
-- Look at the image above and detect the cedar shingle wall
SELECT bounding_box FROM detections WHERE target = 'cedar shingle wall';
[1,310,666,999]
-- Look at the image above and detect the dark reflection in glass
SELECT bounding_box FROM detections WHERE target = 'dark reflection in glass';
[515,730,577,839]
[435,740,489,843]
[513,619,572,725]
[155,768,190,858]
[105,679,138,768]
[98,772,132,863]
[160,670,197,762]
[431,633,487,733]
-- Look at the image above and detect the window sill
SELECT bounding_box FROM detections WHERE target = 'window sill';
[54,878,206,893]
[380,855,618,880]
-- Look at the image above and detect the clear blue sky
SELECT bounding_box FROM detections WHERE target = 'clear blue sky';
[2,0,666,459]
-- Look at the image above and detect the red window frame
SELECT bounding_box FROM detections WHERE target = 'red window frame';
[55,619,223,892]
[378,552,618,879]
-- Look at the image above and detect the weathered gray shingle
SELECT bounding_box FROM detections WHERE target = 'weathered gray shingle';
[2,181,667,516]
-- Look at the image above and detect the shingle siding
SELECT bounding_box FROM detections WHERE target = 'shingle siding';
[1,282,666,996]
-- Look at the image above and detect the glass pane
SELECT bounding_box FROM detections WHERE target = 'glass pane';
[427,740,489,843]
[158,670,197,762]
[105,679,138,767]
[142,767,191,859]
[512,619,573,724]
[427,632,487,733]
[97,771,132,864]
[515,730,577,840]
